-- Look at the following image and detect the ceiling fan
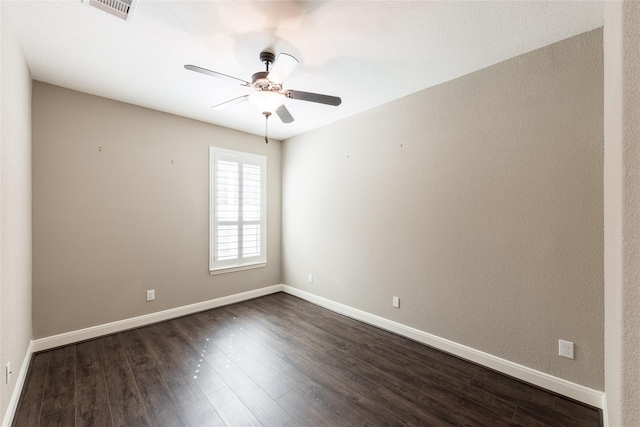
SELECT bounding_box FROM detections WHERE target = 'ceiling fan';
[184,51,342,142]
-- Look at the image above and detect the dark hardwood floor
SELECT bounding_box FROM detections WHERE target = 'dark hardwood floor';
[12,292,601,427]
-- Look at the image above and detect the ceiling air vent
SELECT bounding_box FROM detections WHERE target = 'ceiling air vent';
[84,0,136,21]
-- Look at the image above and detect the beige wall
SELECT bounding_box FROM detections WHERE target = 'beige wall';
[32,83,282,338]
[0,6,33,423]
[604,2,640,425]
[282,29,604,389]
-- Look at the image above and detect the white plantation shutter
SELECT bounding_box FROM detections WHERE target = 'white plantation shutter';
[210,147,266,272]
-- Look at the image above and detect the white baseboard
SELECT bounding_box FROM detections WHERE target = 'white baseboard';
[602,395,609,427]
[32,285,283,352]
[2,341,34,427]
[9,283,605,427]
[281,285,605,410]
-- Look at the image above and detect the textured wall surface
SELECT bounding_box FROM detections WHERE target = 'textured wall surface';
[604,2,640,426]
[32,83,282,338]
[0,7,33,423]
[282,29,604,389]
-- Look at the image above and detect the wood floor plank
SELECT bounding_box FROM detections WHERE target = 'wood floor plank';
[458,412,520,427]
[216,304,296,357]
[212,318,270,357]
[76,339,105,379]
[138,323,227,427]
[214,340,291,400]
[470,369,557,413]
[456,399,518,427]
[206,345,292,427]
[152,317,208,375]
[126,368,185,427]
[269,293,483,385]
[553,396,601,427]
[38,406,75,427]
[285,348,455,426]
[276,390,334,427]
[119,329,187,427]
[225,302,289,333]
[254,300,464,425]
[206,387,264,426]
[135,324,186,378]
[259,349,382,426]
[158,316,228,387]
[13,293,602,427]
[343,339,517,421]
[245,296,569,426]
[11,352,51,427]
[40,345,76,417]
[187,309,240,344]
[100,334,124,352]
[513,404,583,427]
[99,337,152,427]
[164,376,227,427]
[76,374,113,427]
[163,315,234,397]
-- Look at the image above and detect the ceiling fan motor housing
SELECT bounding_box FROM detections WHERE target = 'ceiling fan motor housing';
[252,51,280,91]
[251,71,282,92]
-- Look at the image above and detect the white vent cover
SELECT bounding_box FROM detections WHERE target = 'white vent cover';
[84,0,136,21]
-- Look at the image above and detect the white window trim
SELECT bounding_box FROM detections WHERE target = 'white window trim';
[209,262,267,276]
[209,146,267,273]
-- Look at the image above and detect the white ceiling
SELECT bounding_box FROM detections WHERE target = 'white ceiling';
[4,0,604,141]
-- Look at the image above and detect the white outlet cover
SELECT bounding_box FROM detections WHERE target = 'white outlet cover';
[559,339,574,359]
[393,296,400,308]
[308,274,313,283]
[146,289,155,301]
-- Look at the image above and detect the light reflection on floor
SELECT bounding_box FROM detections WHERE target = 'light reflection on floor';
[193,337,209,379]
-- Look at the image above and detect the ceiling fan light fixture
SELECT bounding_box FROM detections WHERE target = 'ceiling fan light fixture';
[249,91,284,116]
[185,50,341,136]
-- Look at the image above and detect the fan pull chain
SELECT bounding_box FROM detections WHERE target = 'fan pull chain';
[264,113,269,144]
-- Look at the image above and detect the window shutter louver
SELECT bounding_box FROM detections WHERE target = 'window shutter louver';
[210,148,266,272]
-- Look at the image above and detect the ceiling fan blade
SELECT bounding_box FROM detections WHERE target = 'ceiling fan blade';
[212,94,249,110]
[284,90,342,106]
[184,65,250,85]
[268,53,299,84]
[275,104,294,123]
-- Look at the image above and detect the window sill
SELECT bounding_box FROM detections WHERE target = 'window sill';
[209,262,267,276]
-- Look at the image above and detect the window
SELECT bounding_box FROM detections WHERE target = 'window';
[210,147,266,273]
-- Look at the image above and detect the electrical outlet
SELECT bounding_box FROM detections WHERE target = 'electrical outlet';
[146,289,155,301]
[559,339,574,359]
[308,274,313,283]
[5,362,11,384]
[392,296,400,308]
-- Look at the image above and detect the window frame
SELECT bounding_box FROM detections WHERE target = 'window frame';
[209,146,267,274]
